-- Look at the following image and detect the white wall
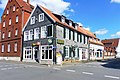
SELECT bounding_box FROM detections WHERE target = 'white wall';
[116,39,120,58]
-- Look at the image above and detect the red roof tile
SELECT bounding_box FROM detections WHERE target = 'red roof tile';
[40,5,96,38]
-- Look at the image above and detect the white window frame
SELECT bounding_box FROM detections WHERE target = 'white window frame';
[9,18,11,25]
[65,28,69,39]
[65,46,69,58]
[85,36,88,44]
[30,16,35,25]
[13,5,15,11]
[2,32,5,39]
[39,13,44,22]
[24,46,32,59]
[16,15,18,23]
[82,34,84,44]
[2,44,4,52]
[71,31,73,40]
[75,48,78,57]
[7,9,9,14]
[14,43,17,52]
[34,28,40,40]
[61,17,65,23]
[15,29,18,36]
[29,29,33,40]
[8,43,10,52]
[74,32,77,42]
[8,31,11,38]
[69,21,72,26]
[47,24,53,37]
[24,31,29,41]
[41,26,47,38]
[41,45,53,60]
[3,21,5,27]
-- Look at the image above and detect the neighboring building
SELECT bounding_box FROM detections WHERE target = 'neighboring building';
[0,23,1,41]
[102,38,120,59]
[22,5,101,64]
[89,38,104,60]
[0,0,33,61]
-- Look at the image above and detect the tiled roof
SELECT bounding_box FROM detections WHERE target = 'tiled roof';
[40,5,96,38]
[16,0,34,12]
[102,38,120,47]
[89,39,104,46]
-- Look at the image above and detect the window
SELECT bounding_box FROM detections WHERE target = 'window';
[69,21,72,26]
[24,47,32,59]
[64,46,69,58]
[15,29,18,36]
[30,16,35,25]
[61,17,65,23]
[3,21,5,27]
[74,32,77,42]
[2,32,5,39]
[8,31,11,38]
[29,29,33,40]
[71,31,73,40]
[8,43,10,52]
[14,43,17,52]
[85,36,88,44]
[2,44,4,52]
[41,46,53,60]
[16,15,18,23]
[39,13,44,22]
[47,25,53,37]
[24,31,29,41]
[7,9,9,14]
[13,5,15,11]
[41,26,46,38]
[34,28,40,39]
[9,18,11,25]
[65,28,69,39]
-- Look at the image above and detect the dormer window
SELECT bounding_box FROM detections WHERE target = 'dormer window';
[39,13,44,22]
[69,21,72,26]
[61,16,65,23]
[75,23,78,29]
[13,5,16,12]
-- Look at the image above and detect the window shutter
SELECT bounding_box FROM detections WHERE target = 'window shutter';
[69,30,71,40]
[77,48,79,57]
[64,28,66,38]
[77,33,79,42]
[69,47,71,57]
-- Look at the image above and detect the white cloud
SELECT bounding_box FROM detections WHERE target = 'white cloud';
[111,31,120,37]
[83,27,90,31]
[111,0,120,3]
[0,0,73,15]
[94,28,108,35]
[0,0,7,9]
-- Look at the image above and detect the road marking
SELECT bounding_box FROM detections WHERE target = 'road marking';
[104,75,120,79]
[53,67,61,70]
[66,69,76,72]
[82,72,94,75]
[7,67,13,70]
[1,68,7,70]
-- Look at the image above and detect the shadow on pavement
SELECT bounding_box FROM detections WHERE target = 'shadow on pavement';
[97,58,120,69]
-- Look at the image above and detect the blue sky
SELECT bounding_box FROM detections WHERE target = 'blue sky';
[0,0,120,40]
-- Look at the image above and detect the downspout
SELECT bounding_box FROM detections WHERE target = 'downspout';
[20,10,24,61]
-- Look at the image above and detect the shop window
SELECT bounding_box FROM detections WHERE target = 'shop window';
[39,13,44,22]
[64,46,69,58]
[41,46,53,60]
[24,47,32,59]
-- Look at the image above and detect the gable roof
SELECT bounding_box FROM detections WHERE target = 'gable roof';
[40,5,96,38]
[16,0,34,12]
[102,38,120,47]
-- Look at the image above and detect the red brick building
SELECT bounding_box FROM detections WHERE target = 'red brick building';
[0,0,33,61]
[0,23,1,41]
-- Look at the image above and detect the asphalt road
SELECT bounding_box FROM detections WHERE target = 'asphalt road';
[0,59,120,80]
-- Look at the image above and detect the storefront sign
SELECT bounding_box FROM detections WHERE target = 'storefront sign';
[57,39,64,44]
[32,42,40,46]
[48,39,53,44]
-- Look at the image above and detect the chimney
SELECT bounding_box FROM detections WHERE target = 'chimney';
[27,0,30,4]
